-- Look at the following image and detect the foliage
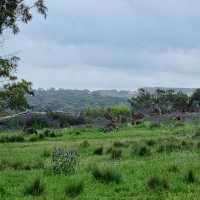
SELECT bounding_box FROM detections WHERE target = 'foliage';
[147,176,169,190]
[23,177,44,196]
[0,134,24,143]
[110,148,122,160]
[0,0,47,112]
[52,148,79,175]
[93,146,103,155]
[64,179,84,197]
[129,88,190,115]
[184,170,195,184]
[91,166,121,184]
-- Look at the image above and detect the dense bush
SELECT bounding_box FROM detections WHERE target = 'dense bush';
[147,176,169,190]
[184,170,195,184]
[93,146,103,155]
[0,134,24,143]
[111,148,122,160]
[64,179,84,197]
[133,145,151,157]
[52,148,79,175]
[91,166,121,184]
[23,177,44,196]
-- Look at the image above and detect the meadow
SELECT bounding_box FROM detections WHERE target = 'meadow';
[1,121,200,200]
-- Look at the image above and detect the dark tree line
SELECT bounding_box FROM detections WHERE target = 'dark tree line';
[129,88,200,115]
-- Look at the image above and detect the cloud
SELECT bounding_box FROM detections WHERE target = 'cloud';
[4,0,200,89]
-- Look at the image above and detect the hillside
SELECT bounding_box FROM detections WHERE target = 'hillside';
[27,89,129,113]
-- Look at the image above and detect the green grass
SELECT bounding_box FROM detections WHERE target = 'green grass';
[0,123,200,199]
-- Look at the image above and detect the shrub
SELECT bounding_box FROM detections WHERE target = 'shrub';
[42,149,51,158]
[49,132,56,138]
[80,140,90,148]
[93,146,103,155]
[157,143,182,153]
[0,134,25,143]
[111,148,122,160]
[113,141,129,148]
[168,165,179,173]
[0,186,6,197]
[91,166,121,184]
[65,179,84,197]
[184,170,195,184]
[134,145,151,156]
[29,134,39,142]
[52,148,79,175]
[146,139,156,146]
[23,177,44,196]
[38,133,45,139]
[44,129,51,137]
[147,176,169,190]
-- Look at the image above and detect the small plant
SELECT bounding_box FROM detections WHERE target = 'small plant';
[93,146,103,155]
[44,129,51,137]
[29,134,39,142]
[38,133,45,139]
[91,166,121,184]
[111,148,122,160]
[184,170,195,184]
[168,165,179,173]
[23,177,44,196]
[80,140,90,148]
[113,141,128,148]
[134,145,151,156]
[0,186,6,198]
[49,132,56,138]
[52,148,79,175]
[65,179,84,197]
[147,176,169,190]
[146,139,156,146]
[0,134,25,143]
[42,149,51,158]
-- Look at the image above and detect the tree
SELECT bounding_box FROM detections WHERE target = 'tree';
[189,89,200,111]
[0,0,47,113]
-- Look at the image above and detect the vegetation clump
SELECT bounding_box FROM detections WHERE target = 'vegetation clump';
[111,148,122,160]
[80,140,90,148]
[52,148,79,175]
[0,134,24,143]
[147,176,169,190]
[133,145,151,157]
[23,177,44,196]
[91,166,121,184]
[93,146,103,155]
[184,170,195,184]
[64,179,84,197]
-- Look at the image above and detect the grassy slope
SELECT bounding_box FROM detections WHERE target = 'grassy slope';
[0,124,200,200]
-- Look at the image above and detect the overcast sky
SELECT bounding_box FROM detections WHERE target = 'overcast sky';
[2,0,200,90]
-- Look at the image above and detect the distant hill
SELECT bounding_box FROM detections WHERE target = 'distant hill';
[27,87,197,113]
[27,89,130,113]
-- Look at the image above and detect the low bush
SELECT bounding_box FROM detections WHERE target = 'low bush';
[113,141,129,148]
[111,148,122,160]
[64,179,84,197]
[168,165,179,173]
[80,140,90,148]
[147,176,169,190]
[23,177,44,196]
[134,145,151,157]
[52,148,79,175]
[91,166,121,184]
[146,139,156,146]
[29,134,39,142]
[0,160,44,171]
[0,186,6,198]
[184,170,195,184]
[0,134,25,143]
[93,146,103,155]
[42,149,51,158]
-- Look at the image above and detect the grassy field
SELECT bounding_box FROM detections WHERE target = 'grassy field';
[1,122,200,200]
